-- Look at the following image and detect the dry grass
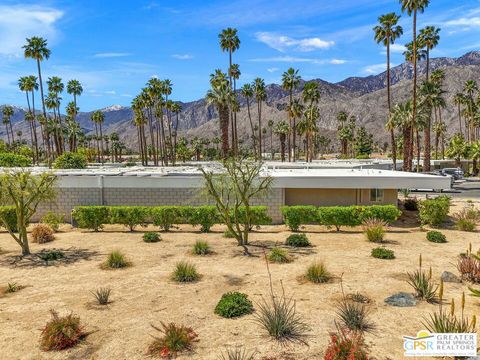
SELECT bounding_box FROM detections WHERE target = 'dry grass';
[0,200,478,359]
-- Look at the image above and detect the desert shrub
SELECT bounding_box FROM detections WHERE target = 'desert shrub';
[418,196,451,226]
[0,152,31,167]
[38,250,64,262]
[31,224,55,244]
[285,233,311,247]
[324,326,369,360]
[426,230,447,243]
[72,206,110,231]
[147,322,198,358]
[53,152,87,169]
[305,262,331,284]
[336,300,375,333]
[40,212,64,232]
[172,261,199,282]
[103,250,130,269]
[362,218,387,242]
[453,206,479,232]
[403,197,419,211]
[281,206,318,231]
[152,206,183,231]
[254,291,310,342]
[267,247,291,263]
[5,282,19,293]
[407,256,437,302]
[192,240,210,255]
[40,310,85,351]
[109,206,149,231]
[0,206,17,232]
[371,247,395,259]
[219,346,257,360]
[214,292,253,318]
[91,287,111,305]
[143,232,161,243]
[457,254,480,283]
[184,206,219,232]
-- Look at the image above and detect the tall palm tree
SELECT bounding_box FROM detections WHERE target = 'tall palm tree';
[171,102,182,164]
[241,83,256,157]
[253,78,266,159]
[469,140,480,175]
[400,0,430,171]
[18,76,39,161]
[418,26,440,80]
[301,82,320,162]
[464,80,478,142]
[206,71,233,159]
[374,13,403,170]
[91,110,105,163]
[229,63,241,153]
[274,121,289,162]
[219,28,240,156]
[453,93,465,137]
[281,68,301,161]
[267,119,274,159]
[2,105,14,146]
[67,79,83,121]
[288,98,304,160]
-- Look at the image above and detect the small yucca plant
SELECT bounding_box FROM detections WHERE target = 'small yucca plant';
[336,300,375,333]
[172,261,200,283]
[192,240,210,255]
[305,262,331,284]
[91,287,112,305]
[407,255,438,303]
[267,247,291,263]
[218,346,257,360]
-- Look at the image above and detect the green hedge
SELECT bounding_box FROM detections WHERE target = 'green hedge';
[418,196,451,227]
[0,206,17,232]
[282,205,401,231]
[0,152,31,167]
[72,205,271,232]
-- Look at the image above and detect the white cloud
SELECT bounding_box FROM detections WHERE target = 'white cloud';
[255,32,334,52]
[93,52,131,58]
[267,67,279,73]
[445,16,480,27]
[0,5,63,56]
[362,63,395,75]
[105,90,116,95]
[250,56,346,65]
[172,54,193,60]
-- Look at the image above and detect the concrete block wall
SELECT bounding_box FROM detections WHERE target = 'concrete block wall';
[35,187,285,224]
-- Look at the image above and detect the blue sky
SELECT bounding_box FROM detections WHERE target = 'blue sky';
[1,0,480,110]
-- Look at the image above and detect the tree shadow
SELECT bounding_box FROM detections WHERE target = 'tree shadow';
[0,247,100,268]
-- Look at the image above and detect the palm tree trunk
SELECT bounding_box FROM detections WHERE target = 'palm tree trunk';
[31,90,39,163]
[219,104,229,159]
[416,129,421,172]
[147,110,157,165]
[280,134,286,162]
[288,92,292,162]
[257,101,262,159]
[386,42,397,170]
[423,108,431,171]
[410,9,418,172]
[99,123,104,164]
[246,98,256,159]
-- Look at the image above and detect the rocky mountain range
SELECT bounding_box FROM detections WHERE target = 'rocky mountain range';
[2,51,480,151]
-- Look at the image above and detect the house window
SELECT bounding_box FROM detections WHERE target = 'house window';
[370,189,384,202]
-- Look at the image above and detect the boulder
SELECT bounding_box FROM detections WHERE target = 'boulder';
[441,271,461,283]
[384,292,417,307]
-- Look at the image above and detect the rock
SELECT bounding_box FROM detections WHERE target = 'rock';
[384,292,417,307]
[441,271,461,283]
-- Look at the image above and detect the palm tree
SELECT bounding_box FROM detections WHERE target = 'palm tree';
[241,83,256,157]
[453,93,465,137]
[229,63,241,153]
[91,110,105,163]
[301,82,320,162]
[288,98,304,160]
[267,119,274,159]
[253,78,266,159]
[418,26,440,80]
[219,28,240,156]
[464,80,478,142]
[374,13,403,170]
[400,0,430,171]
[2,105,14,146]
[446,133,468,167]
[469,140,480,175]
[67,79,83,120]
[336,111,349,156]
[206,71,233,159]
[274,121,289,162]
[171,102,182,164]
[281,68,301,161]
[18,76,39,161]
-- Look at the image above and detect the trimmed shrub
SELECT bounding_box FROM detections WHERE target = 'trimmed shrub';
[72,206,109,231]
[0,152,31,167]
[282,206,318,231]
[103,250,130,269]
[91,287,111,305]
[267,247,291,263]
[31,224,55,244]
[184,206,219,232]
[172,261,199,283]
[285,233,311,247]
[214,292,253,318]
[40,310,85,351]
[418,196,451,226]
[147,322,198,358]
[192,240,210,255]
[238,206,272,228]
[53,152,87,169]
[143,232,161,243]
[109,206,149,231]
[319,206,358,231]
[426,231,447,243]
[152,206,183,231]
[404,197,419,211]
[0,206,17,232]
[305,262,331,284]
[371,247,395,259]
[362,218,387,242]
[41,212,64,232]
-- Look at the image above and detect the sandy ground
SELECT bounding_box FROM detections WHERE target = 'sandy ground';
[0,203,479,360]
